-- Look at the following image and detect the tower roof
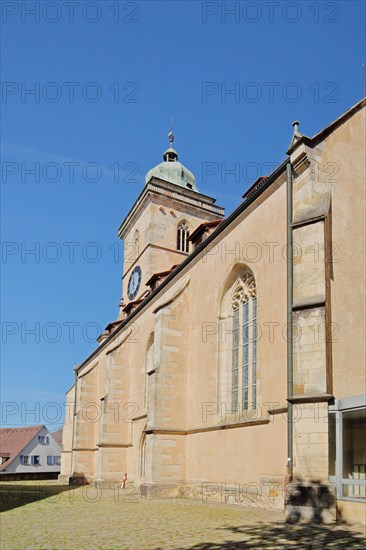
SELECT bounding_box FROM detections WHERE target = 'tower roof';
[145,132,198,192]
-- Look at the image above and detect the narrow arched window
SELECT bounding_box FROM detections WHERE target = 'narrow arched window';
[177,221,190,253]
[139,431,147,479]
[134,230,140,259]
[144,333,154,410]
[231,274,257,412]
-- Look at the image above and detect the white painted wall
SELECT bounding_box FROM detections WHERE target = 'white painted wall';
[1,426,61,474]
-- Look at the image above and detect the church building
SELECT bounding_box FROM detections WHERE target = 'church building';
[60,99,366,524]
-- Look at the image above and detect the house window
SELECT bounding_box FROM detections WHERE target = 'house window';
[231,274,257,412]
[47,456,61,466]
[38,436,45,444]
[45,436,49,444]
[329,397,366,501]
[20,455,29,465]
[177,221,189,253]
[32,455,40,465]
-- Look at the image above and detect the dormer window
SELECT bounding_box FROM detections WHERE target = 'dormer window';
[177,221,190,253]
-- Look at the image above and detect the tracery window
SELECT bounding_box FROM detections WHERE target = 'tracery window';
[177,221,190,253]
[231,274,257,412]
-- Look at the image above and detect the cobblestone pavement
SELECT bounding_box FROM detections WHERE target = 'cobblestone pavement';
[0,482,365,549]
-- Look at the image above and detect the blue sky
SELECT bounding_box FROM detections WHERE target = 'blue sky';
[1,0,365,430]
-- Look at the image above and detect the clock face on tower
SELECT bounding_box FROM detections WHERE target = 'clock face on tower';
[127,265,142,301]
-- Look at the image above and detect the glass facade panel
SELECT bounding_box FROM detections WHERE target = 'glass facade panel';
[328,412,336,477]
[342,483,366,499]
[342,409,366,498]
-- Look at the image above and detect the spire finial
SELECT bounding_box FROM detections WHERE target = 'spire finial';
[164,118,177,162]
[287,119,306,153]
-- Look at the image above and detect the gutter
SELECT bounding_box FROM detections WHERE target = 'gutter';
[75,158,288,374]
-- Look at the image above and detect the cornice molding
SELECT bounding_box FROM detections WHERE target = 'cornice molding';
[118,178,224,239]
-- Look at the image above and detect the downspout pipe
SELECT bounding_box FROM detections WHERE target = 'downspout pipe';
[70,365,78,478]
[286,161,293,478]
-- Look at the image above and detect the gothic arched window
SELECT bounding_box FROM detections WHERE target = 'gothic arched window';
[177,221,190,253]
[230,274,257,412]
[144,333,154,410]
[134,230,140,259]
[139,430,147,480]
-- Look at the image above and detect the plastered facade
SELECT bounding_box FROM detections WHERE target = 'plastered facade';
[60,101,366,522]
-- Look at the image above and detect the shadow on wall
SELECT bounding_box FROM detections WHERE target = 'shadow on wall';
[157,522,366,549]
[69,472,89,485]
[285,479,336,524]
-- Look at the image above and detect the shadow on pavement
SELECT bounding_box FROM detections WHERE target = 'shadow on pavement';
[158,522,366,549]
[0,483,76,513]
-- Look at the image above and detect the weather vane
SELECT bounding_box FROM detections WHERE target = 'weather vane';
[168,115,175,146]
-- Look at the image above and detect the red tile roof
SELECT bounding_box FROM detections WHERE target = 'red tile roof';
[52,427,63,446]
[145,265,179,287]
[104,320,123,333]
[188,219,223,243]
[123,298,144,316]
[0,425,43,471]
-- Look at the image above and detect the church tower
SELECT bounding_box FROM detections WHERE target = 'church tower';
[117,132,224,315]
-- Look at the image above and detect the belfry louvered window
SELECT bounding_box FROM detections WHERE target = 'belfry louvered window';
[231,274,257,412]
